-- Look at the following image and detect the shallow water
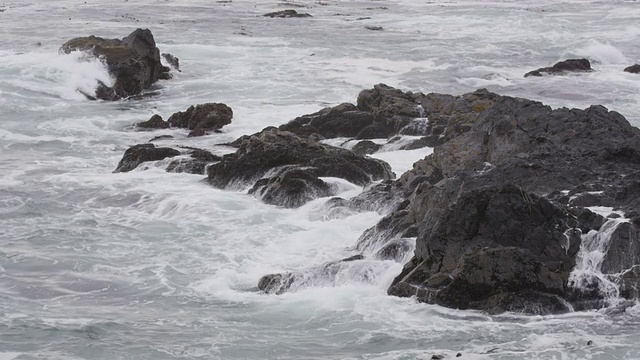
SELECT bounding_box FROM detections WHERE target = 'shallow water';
[1,1,639,359]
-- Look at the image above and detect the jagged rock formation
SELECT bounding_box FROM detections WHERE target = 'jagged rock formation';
[207,129,393,207]
[524,58,593,77]
[61,28,171,100]
[256,85,640,314]
[136,103,233,137]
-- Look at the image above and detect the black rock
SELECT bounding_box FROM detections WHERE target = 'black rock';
[624,64,640,74]
[207,130,393,201]
[137,114,169,129]
[524,58,593,77]
[167,103,233,137]
[162,53,180,71]
[263,10,312,18]
[166,147,221,175]
[61,29,171,100]
[114,144,180,173]
[280,103,374,139]
[351,140,382,155]
[362,89,640,314]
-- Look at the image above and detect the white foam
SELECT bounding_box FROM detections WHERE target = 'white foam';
[1,50,112,100]
[569,41,628,65]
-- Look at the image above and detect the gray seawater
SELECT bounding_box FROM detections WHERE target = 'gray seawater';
[1,1,640,359]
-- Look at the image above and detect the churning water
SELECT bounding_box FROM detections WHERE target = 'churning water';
[1,1,640,359]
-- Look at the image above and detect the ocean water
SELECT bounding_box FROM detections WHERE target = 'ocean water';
[1,1,640,359]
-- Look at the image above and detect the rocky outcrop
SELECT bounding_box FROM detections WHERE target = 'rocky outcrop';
[114,144,220,174]
[524,58,593,77]
[258,254,365,294]
[61,28,171,100]
[358,90,640,314]
[263,10,312,18]
[624,64,640,74]
[278,86,496,152]
[169,103,233,137]
[207,129,393,207]
[137,114,169,129]
[137,103,233,137]
[280,103,374,139]
[161,53,180,71]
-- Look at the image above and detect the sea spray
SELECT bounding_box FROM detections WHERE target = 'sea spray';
[568,219,625,305]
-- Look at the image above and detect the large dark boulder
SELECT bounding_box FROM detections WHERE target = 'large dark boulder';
[362,90,640,313]
[61,29,171,100]
[279,103,374,139]
[249,167,335,208]
[114,144,180,173]
[624,64,640,74]
[355,83,426,138]
[207,129,393,207]
[167,103,233,137]
[137,114,169,129]
[524,58,592,77]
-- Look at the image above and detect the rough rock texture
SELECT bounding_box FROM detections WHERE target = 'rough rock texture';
[280,103,374,139]
[249,167,335,208]
[365,90,640,313]
[351,140,382,155]
[61,29,171,100]
[114,144,180,173]
[137,114,169,129]
[263,10,312,18]
[166,147,222,175]
[624,64,640,74]
[207,129,393,207]
[167,103,233,137]
[278,85,495,146]
[114,144,220,174]
[356,83,426,138]
[524,58,593,77]
[162,53,180,71]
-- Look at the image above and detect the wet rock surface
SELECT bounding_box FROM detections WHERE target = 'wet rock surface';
[624,64,640,74]
[114,144,220,174]
[168,103,233,137]
[207,129,393,207]
[263,10,312,18]
[358,88,640,313]
[61,28,171,100]
[524,58,593,77]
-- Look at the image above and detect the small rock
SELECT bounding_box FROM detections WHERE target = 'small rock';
[524,58,592,77]
[263,9,312,18]
[137,114,169,129]
[162,53,180,71]
[624,64,640,74]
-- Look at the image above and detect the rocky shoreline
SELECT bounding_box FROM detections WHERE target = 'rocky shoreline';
[76,29,640,315]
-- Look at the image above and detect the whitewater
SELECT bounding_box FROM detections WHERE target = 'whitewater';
[1,0,639,359]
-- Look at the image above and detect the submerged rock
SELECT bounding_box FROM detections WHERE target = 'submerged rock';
[524,58,592,77]
[263,10,312,18]
[207,129,393,207]
[61,28,171,100]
